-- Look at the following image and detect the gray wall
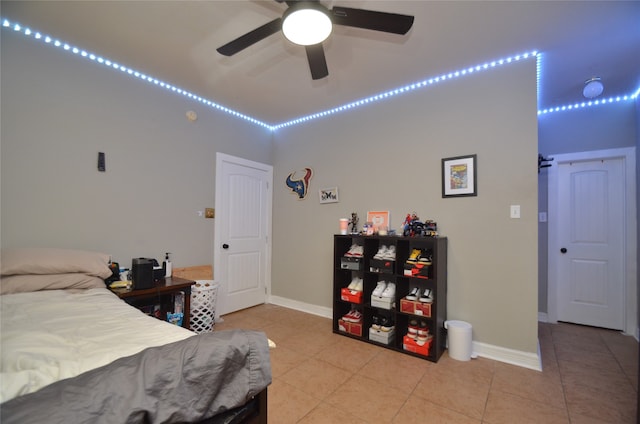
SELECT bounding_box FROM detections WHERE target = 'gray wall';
[1,31,273,267]
[272,60,540,353]
[537,102,638,313]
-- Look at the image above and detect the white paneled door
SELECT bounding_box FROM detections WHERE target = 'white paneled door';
[556,157,625,330]
[214,153,272,316]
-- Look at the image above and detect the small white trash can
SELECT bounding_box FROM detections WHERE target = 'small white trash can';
[190,280,219,334]
[445,320,473,361]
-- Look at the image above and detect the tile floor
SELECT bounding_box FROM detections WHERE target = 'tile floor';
[215,304,638,424]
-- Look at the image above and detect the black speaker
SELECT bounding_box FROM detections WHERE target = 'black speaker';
[131,258,154,290]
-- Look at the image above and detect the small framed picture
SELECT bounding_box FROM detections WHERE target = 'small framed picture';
[319,187,339,204]
[367,211,390,232]
[442,154,477,198]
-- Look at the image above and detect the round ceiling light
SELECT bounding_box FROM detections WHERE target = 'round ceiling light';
[282,5,332,46]
[583,77,604,99]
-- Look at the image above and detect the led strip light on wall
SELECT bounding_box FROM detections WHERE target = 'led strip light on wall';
[2,19,638,130]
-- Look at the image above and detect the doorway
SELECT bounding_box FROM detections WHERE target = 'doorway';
[214,153,273,316]
[547,147,636,334]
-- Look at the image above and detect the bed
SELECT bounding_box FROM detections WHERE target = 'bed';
[0,248,271,424]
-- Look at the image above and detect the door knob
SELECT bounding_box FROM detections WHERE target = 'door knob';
[560,247,567,254]
[222,244,229,249]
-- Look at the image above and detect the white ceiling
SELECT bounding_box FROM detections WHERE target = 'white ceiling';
[2,1,639,125]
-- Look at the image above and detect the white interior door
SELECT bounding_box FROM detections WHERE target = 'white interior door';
[555,157,625,330]
[214,153,272,316]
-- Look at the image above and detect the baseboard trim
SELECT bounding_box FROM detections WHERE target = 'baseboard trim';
[538,312,548,323]
[268,295,332,319]
[471,340,542,371]
[268,296,542,371]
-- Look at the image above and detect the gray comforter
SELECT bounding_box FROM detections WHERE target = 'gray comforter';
[0,329,272,424]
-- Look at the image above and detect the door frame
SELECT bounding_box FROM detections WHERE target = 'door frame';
[213,152,273,317]
[547,147,637,336]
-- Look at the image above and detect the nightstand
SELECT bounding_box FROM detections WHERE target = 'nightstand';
[111,276,195,329]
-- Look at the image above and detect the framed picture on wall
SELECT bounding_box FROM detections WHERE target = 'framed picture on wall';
[367,211,390,232]
[319,187,339,204]
[442,154,477,197]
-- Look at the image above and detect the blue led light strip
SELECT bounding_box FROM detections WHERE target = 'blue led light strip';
[538,93,639,116]
[273,51,540,130]
[1,19,272,130]
[3,18,638,129]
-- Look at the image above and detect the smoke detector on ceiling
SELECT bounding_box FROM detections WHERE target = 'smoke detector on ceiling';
[583,77,604,99]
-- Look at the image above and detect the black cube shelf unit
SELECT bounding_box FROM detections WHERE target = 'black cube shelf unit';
[333,234,448,362]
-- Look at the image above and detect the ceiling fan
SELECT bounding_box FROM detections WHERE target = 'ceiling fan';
[217,0,414,80]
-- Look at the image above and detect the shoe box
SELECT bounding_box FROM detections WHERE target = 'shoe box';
[403,263,430,279]
[369,259,394,274]
[338,319,363,337]
[368,327,395,345]
[341,288,363,304]
[371,295,395,310]
[400,299,432,317]
[402,335,432,357]
[341,257,362,271]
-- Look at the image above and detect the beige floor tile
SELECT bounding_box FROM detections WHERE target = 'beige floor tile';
[412,357,492,420]
[316,335,381,372]
[559,359,633,396]
[483,391,569,424]
[279,357,352,400]
[297,402,369,424]
[492,362,566,409]
[564,380,637,423]
[555,342,624,373]
[269,345,309,378]
[324,374,408,423]
[392,394,481,424]
[268,378,322,424]
[356,348,432,395]
[281,327,342,356]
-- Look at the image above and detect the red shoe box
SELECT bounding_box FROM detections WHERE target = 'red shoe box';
[341,288,363,304]
[338,319,363,337]
[402,335,432,357]
[403,263,430,279]
[400,298,432,317]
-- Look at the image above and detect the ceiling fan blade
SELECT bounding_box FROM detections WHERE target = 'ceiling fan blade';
[217,18,283,56]
[330,6,414,35]
[305,44,328,80]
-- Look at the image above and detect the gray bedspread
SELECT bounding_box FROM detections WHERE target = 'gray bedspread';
[0,329,272,424]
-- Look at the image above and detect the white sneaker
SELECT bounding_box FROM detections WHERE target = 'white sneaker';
[347,277,360,290]
[373,245,388,260]
[344,244,359,257]
[406,287,420,301]
[353,278,364,292]
[381,282,396,299]
[351,245,364,257]
[382,245,396,261]
[372,280,387,297]
[419,288,433,303]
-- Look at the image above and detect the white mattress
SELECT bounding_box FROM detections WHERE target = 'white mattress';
[1,288,194,403]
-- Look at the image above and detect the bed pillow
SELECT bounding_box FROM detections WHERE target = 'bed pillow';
[0,248,112,278]
[0,273,106,294]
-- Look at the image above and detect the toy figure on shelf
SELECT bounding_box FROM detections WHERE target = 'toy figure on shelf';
[349,212,359,234]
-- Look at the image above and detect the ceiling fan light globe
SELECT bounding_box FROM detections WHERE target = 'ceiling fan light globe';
[282,9,332,46]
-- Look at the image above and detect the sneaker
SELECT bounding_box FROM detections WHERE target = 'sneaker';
[373,245,388,260]
[380,316,394,332]
[353,278,364,292]
[371,315,381,330]
[345,244,364,257]
[419,288,433,303]
[347,277,360,290]
[343,309,362,323]
[405,287,420,301]
[406,248,421,264]
[372,280,387,297]
[382,245,396,261]
[417,321,429,337]
[380,282,396,299]
[418,252,432,265]
[408,319,419,339]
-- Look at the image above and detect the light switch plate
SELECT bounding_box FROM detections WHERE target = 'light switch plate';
[510,205,521,219]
